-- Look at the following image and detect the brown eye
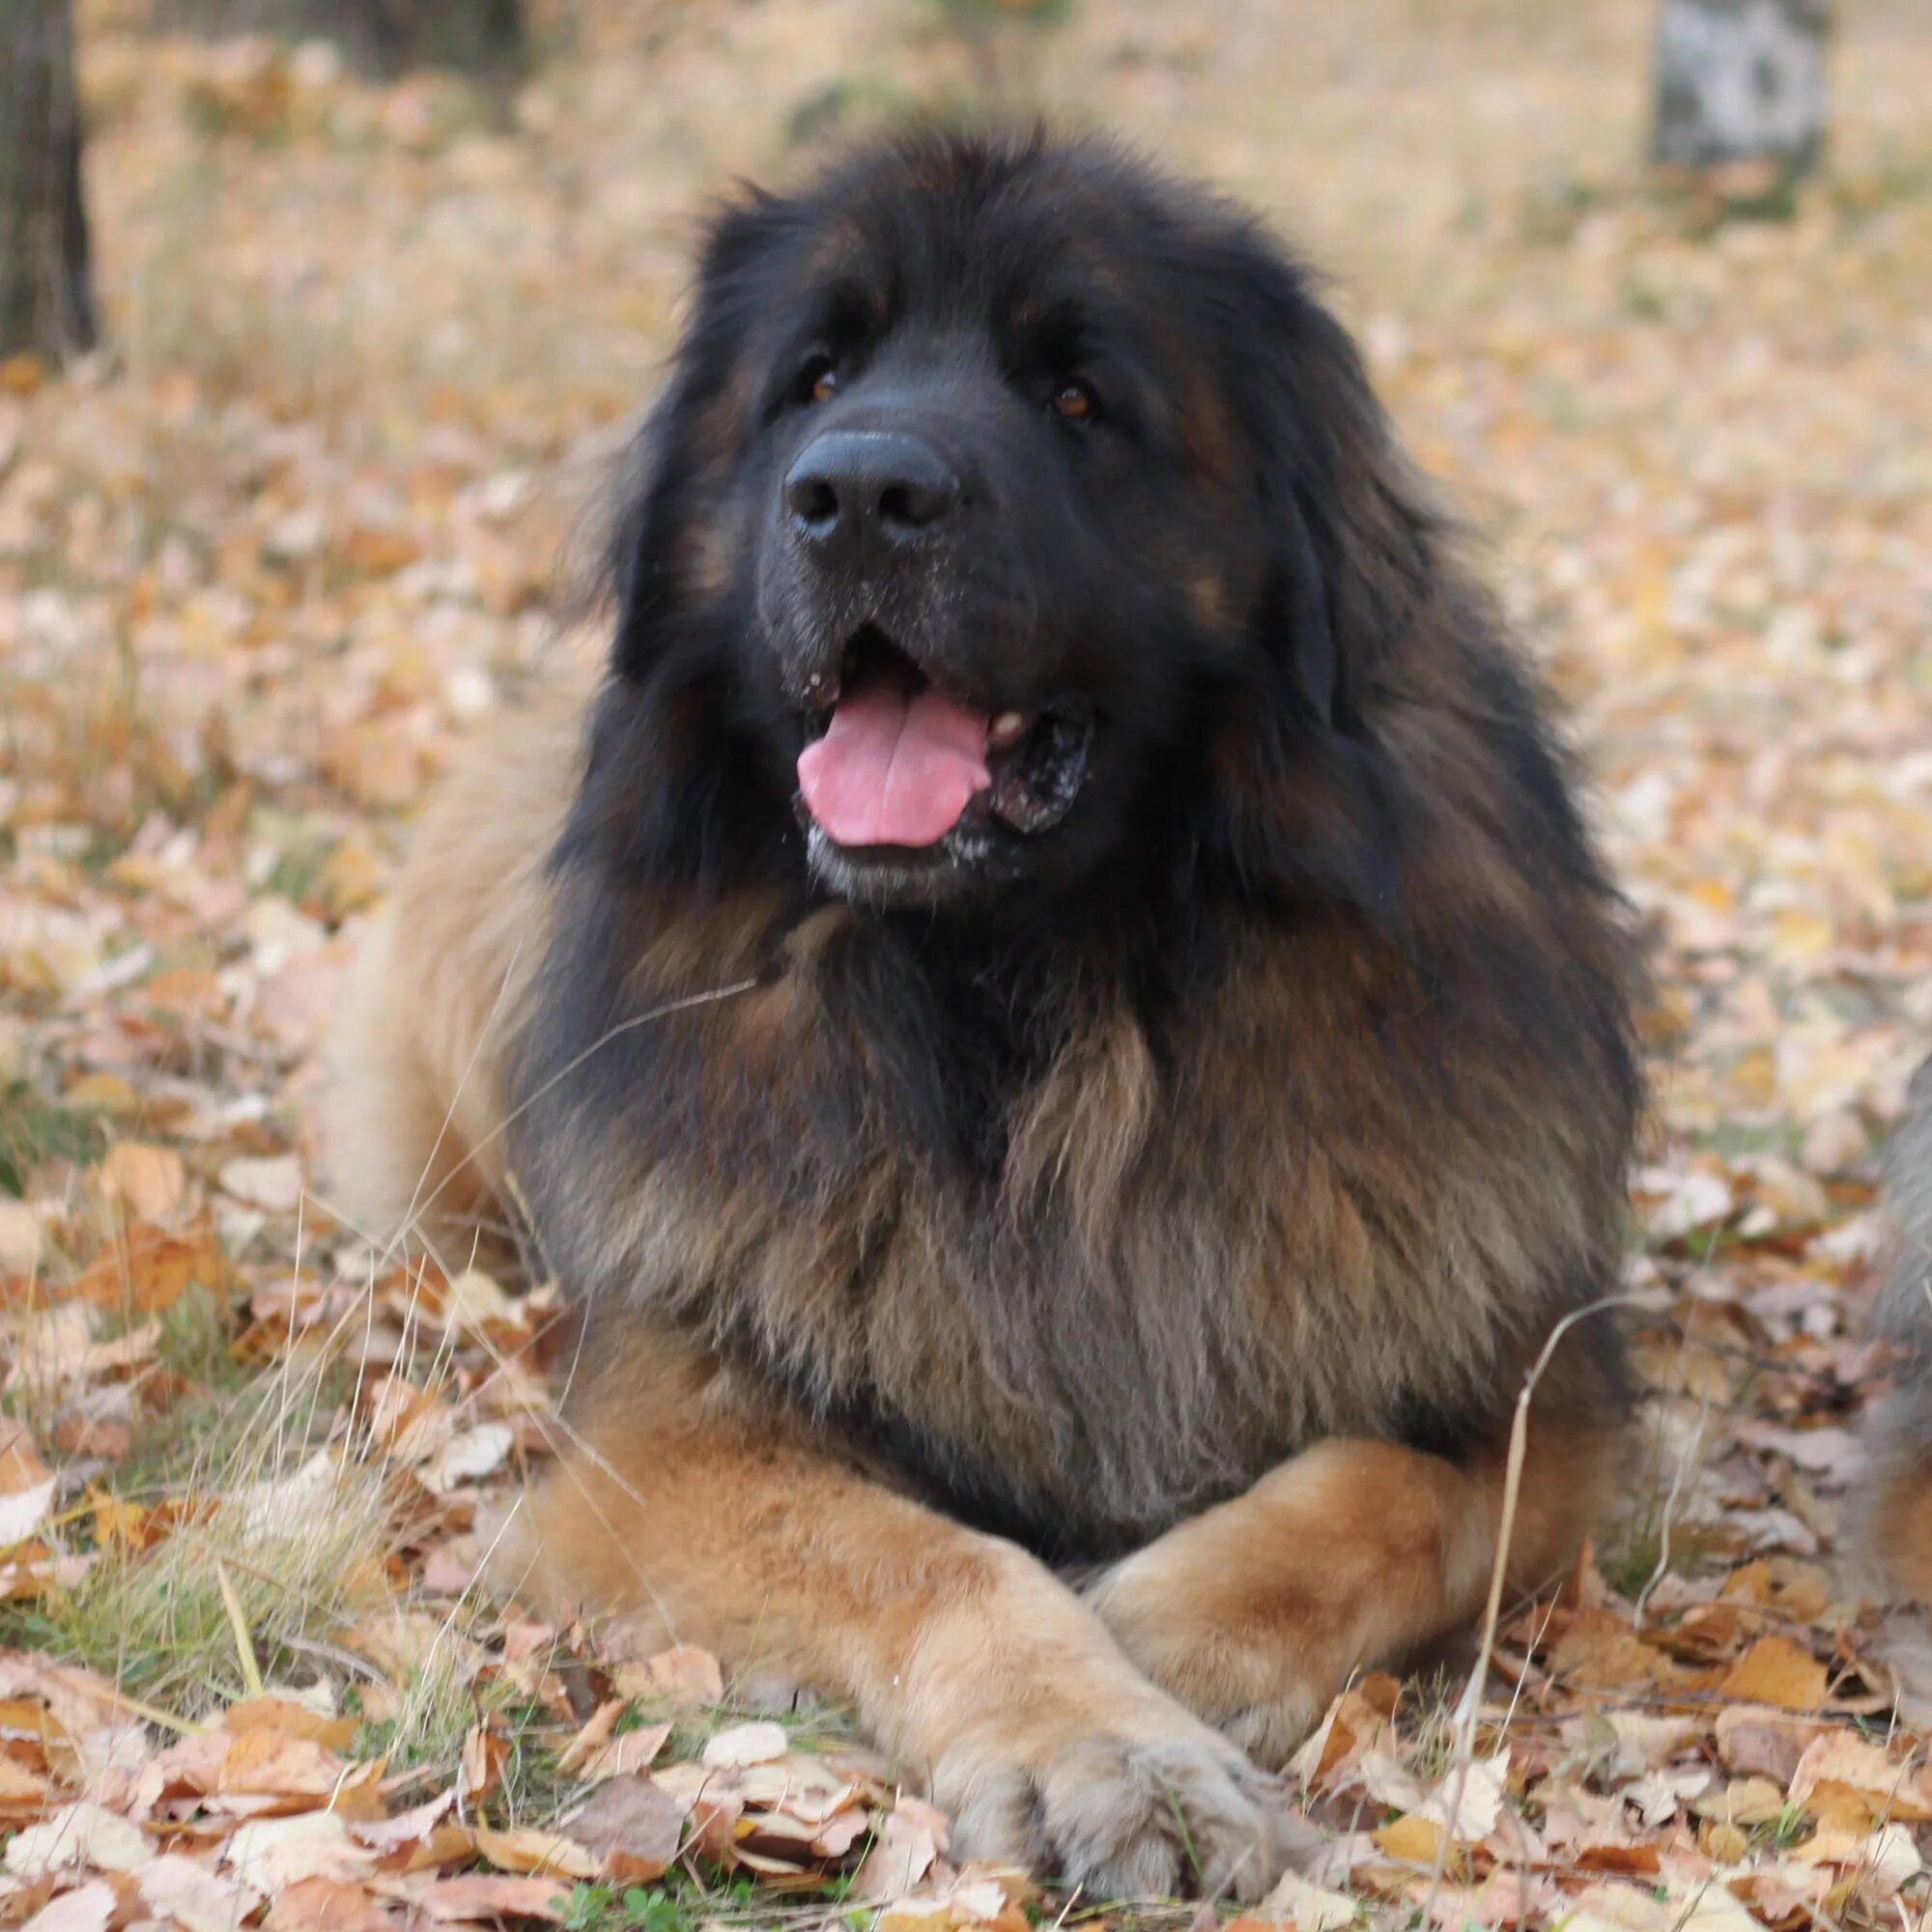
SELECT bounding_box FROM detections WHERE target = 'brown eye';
[802,357,838,405]
[1052,379,1096,423]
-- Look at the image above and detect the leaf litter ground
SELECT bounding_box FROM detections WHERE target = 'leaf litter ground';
[1,2,1930,1927]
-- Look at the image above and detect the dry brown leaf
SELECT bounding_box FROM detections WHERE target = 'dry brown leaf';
[471,1825,602,1881]
[1256,1867,1359,1931]
[20,1880,117,1932]
[217,1726,351,1795]
[564,1774,684,1883]
[1717,1635,1829,1712]
[380,1874,570,1922]
[222,1697,359,1752]
[223,1811,377,1890]
[854,1804,943,1901]
[574,1720,670,1785]
[554,1697,622,1772]
[1372,1812,1444,1862]
[98,1144,186,1224]
[0,1426,57,1548]
[611,1645,724,1711]
[1714,1706,1827,1783]
[267,1875,403,1931]
[131,1854,263,1932]
[699,1719,787,1769]
[5,1803,149,1877]
[218,1154,304,1213]
[73,1216,223,1316]
[1787,1732,1932,1819]
[0,1201,43,1276]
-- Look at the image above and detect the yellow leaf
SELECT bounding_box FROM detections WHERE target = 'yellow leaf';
[1770,908,1835,962]
[1718,1635,1828,1712]
[472,1825,602,1881]
[63,1073,139,1116]
[1373,1812,1444,1862]
[99,1143,187,1225]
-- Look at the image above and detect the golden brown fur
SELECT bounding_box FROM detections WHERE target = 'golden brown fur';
[327,128,1642,1895]
[325,667,585,1259]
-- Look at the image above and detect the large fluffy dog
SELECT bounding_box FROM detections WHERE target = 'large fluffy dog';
[329,128,1643,1898]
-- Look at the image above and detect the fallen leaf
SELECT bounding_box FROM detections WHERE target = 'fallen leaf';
[0,1426,57,1546]
[224,1810,376,1890]
[854,1804,942,1900]
[222,1697,359,1752]
[132,1854,264,1932]
[382,1874,569,1921]
[73,1216,224,1315]
[1372,1812,1444,1862]
[564,1774,684,1882]
[414,1423,514,1494]
[99,1143,186,1224]
[700,1719,788,1769]
[1718,1635,1829,1712]
[218,1155,304,1213]
[1257,1867,1359,1931]
[1714,1706,1826,1782]
[1787,1732,1932,1818]
[6,1803,150,1876]
[21,1881,117,1932]
[268,1876,402,1931]
[0,1201,41,1275]
[611,1645,723,1711]
[574,1721,670,1785]
[470,1825,601,1881]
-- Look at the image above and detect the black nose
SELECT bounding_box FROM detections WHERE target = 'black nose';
[784,429,959,566]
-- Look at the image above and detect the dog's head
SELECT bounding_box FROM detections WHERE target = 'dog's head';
[574,128,1434,914]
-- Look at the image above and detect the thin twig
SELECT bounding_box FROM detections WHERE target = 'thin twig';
[1633,1386,1710,1630]
[1421,1292,1649,1931]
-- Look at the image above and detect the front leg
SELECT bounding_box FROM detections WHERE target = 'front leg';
[1085,1419,1613,1767]
[506,1332,1286,1901]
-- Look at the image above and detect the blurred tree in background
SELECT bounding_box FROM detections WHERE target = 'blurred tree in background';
[1653,0,1831,188]
[0,0,98,365]
[926,0,1072,97]
[156,0,526,81]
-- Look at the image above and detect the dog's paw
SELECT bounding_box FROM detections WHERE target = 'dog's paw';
[1085,1567,1335,1771]
[930,1694,1281,1901]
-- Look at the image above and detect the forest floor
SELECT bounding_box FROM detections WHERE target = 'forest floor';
[2,1,1931,1927]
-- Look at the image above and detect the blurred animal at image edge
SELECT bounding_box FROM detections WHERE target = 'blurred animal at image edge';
[327,126,1646,1897]
[1850,1059,1932,1707]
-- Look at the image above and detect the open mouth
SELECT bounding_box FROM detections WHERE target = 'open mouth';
[796,627,1094,863]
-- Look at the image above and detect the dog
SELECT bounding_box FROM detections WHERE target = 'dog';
[327,127,1644,1899]
[1848,1060,1932,1705]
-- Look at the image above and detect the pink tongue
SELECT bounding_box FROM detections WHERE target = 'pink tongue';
[798,684,992,848]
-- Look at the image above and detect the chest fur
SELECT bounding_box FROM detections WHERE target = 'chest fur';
[519,943,1543,1560]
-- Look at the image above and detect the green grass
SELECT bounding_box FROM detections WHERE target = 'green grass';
[0,1080,105,1198]
[0,1276,399,1719]
[0,1446,391,1716]
[557,1872,873,1932]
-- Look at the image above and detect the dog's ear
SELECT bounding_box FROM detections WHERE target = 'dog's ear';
[608,189,786,678]
[1195,228,1440,914]
[559,191,799,897]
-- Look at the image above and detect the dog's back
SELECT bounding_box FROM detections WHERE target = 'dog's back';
[323,667,589,1264]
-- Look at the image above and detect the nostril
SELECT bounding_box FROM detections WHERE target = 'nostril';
[787,476,840,528]
[877,476,953,531]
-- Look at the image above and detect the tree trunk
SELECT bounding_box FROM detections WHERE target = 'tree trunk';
[0,0,99,365]
[1652,0,1831,182]
[329,0,526,79]
[156,0,526,82]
